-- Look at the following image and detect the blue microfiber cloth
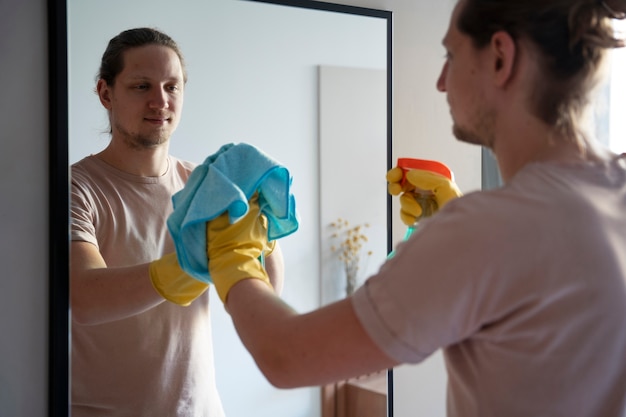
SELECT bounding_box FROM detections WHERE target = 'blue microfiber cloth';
[167,142,300,283]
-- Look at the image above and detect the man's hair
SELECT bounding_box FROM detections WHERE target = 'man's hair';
[457,0,625,144]
[97,27,188,87]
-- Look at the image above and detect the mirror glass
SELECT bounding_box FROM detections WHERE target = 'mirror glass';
[59,0,392,416]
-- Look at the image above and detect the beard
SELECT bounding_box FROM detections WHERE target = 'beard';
[453,123,484,145]
[451,105,496,149]
[114,121,171,150]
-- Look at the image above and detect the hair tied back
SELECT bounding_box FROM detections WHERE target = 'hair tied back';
[600,0,626,19]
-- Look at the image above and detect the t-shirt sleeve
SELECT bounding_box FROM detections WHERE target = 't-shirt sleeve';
[350,195,520,364]
[351,274,432,363]
[70,172,99,247]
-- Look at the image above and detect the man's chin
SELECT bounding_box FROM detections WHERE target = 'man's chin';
[136,132,171,148]
[116,125,172,150]
[452,125,485,146]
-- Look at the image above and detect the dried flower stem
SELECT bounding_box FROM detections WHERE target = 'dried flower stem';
[330,218,373,295]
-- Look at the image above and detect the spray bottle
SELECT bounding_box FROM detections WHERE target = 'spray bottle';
[388,158,454,257]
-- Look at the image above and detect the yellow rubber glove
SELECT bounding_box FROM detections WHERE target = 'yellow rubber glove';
[265,238,277,257]
[207,194,273,303]
[387,167,462,226]
[149,252,209,306]
[386,166,408,196]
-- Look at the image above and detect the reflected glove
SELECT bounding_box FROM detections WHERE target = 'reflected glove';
[387,167,462,226]
[207,194,273,303]
[149,252,209,306]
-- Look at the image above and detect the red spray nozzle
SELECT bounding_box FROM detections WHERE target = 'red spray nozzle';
[397,158,453,186]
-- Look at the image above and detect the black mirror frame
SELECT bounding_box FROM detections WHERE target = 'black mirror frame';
[48,0,70,416]
[47,1,393,416]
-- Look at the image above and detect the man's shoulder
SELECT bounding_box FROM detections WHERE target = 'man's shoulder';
[71,155,102,182]
[169,156,197,171]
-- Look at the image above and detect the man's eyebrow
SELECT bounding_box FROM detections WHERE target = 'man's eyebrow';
[126,75,181,82]
[126,75,150,81]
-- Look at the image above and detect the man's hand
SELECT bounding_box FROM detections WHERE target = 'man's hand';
[387,167,462,226]
[207,194,273,303]
[149,253,209,306]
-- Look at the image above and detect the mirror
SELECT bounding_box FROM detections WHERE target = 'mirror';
[49,0,392,416]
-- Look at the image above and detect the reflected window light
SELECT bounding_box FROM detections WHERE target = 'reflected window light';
[608,19,626,153]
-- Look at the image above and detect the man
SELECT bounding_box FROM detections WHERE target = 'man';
[70,27,284,416]
[184,1,626,416]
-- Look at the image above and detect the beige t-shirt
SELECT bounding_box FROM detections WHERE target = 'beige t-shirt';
[71,155,225,417]
[353,155,626,417]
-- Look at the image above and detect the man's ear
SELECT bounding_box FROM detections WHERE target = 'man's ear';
[96,79,113,110]
[490,30,516,87]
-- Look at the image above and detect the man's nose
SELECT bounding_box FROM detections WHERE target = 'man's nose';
[436,61,448,92]
[149,88,169,109]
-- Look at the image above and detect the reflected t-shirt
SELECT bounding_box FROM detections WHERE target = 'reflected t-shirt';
[70,155,225,417]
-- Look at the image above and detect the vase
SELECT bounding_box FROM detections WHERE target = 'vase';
[346,269,357,296]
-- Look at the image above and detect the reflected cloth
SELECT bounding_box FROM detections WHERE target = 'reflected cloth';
[167,142,299,283]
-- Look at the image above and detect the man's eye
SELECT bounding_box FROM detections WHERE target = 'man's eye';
[168,85,180,92]
[135,84,149,90]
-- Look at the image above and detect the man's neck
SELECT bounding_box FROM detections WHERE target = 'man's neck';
[491,112,586,182]
[95,142,170,177]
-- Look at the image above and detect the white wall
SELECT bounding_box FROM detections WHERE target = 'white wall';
[0,0,49,416]
[0,0,480,416]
